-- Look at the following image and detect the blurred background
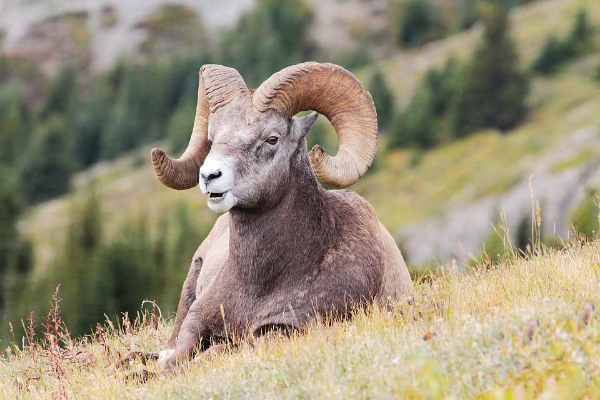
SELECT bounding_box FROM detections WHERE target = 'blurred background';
[0,0,599,343]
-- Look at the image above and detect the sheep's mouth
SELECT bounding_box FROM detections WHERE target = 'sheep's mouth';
[208,191,226,202]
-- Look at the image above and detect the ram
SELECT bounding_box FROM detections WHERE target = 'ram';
[144,62,413,370]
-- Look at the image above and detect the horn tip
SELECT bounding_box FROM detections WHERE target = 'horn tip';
[151,148,167,167]
[309,144,327,162]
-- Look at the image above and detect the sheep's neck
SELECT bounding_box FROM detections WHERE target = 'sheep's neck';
[228,160,332,290]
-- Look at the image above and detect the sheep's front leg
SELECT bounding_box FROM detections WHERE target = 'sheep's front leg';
[159,298,211,371]
[166,254,203,348]
[115,254,202,375]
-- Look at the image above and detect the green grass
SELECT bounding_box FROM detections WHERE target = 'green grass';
[2,240,600,399]
[551,148,597,173]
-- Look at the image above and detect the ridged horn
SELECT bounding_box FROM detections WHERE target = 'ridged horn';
[151,65,248,190]
[253,62,378,188]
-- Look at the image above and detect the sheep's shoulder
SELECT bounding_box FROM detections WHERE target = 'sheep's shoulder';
[326,189,379,226]
[323,189,385,266]
[195,213,230,259]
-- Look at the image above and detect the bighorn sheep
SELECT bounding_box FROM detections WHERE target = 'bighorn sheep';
[148,62,413,369]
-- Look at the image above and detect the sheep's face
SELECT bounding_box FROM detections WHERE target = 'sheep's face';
[199,96,318,213]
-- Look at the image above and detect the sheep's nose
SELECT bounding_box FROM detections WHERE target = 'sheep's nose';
[201,170,222,184]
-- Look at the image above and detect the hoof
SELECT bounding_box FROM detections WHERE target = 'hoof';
[158,349,176,367]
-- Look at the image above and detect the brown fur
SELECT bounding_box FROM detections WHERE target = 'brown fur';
[159,98,414,369]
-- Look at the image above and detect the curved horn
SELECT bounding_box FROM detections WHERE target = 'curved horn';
[152,65,248,190]
[253,62,377,188]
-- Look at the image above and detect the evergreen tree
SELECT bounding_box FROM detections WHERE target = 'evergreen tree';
[72,83,111,168]
[0,85,30,167]
[488,0,520,8]
[390,91,436,149]
[0,169,32,342]
[219,0,313,87]
[167,100,196,154]
[39,65,78,120]
[100,72,145,158]
[100,56,204,159]
[567,8,594,55]
[20,117,74,204]
[531,35,571,75]
[450,4,529,136]
[456,0,479,31]
[160,202,204,312]
[369,68,395,131]
[93,219,157,322]
[396,0,442,47]
[389,59,461,149]
[51,190,106,335]
[0,170,32,305]
[531,8,595,75]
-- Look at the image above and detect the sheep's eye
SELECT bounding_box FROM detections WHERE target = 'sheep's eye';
[266,136,279,145]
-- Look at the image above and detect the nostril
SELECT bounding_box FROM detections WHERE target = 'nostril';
[206,170,222,183]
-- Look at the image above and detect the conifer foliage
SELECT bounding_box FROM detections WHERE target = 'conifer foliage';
[451,4,529,136]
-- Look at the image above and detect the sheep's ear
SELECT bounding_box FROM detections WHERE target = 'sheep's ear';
[292,111,319,139]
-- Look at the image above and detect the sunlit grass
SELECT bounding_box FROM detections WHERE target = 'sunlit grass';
[2,239,600,399]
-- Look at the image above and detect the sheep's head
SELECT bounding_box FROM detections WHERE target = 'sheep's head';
[151,62,378,213]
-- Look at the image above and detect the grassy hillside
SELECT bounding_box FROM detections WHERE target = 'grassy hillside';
[22,42,600,274]
[376,0,600,101]
[359,59,600,229]
[2,240,599,398]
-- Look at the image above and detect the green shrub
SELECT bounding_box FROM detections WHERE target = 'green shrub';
[570,190,599,240]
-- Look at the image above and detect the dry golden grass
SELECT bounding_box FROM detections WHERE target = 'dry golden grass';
[2,239,600,399]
